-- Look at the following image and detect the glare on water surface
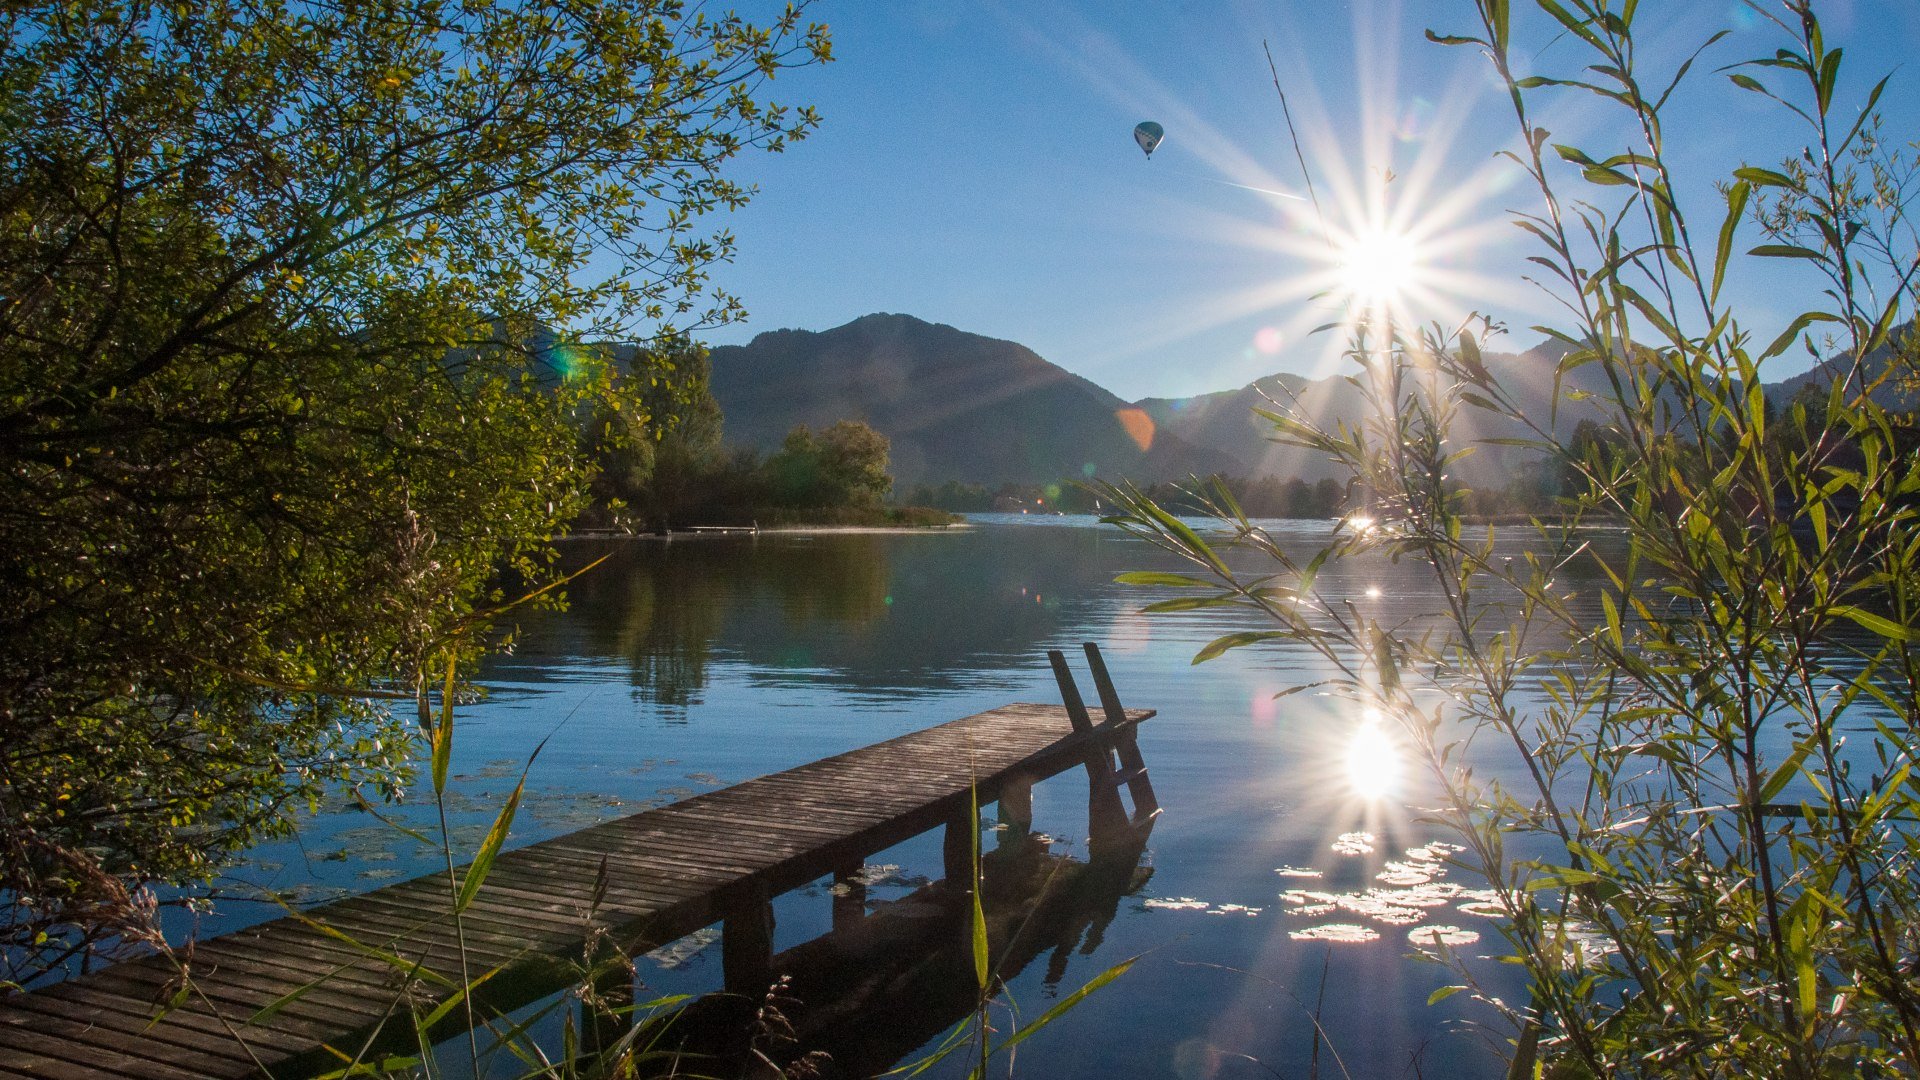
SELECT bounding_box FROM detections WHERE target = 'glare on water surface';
[1345,708,1403,801]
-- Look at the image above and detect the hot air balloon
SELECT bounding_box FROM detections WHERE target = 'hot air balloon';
[1133,121,1164,158]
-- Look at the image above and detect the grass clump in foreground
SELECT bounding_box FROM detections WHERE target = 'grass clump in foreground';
[1105,0,1920,1075]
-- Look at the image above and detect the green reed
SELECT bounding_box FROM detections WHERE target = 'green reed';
[1102,1,1920,1075]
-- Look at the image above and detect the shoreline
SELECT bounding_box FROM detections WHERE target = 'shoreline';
[562,522,973,540]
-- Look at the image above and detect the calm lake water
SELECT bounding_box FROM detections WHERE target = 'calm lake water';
[205,514,1613,1078]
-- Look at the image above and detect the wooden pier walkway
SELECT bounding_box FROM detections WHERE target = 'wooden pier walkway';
[0,646,1158,1079]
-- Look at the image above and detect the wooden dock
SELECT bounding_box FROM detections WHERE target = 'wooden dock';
[0,646,1158,1079]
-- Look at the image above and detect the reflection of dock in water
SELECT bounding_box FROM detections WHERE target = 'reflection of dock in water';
[652,830,1154,1078]
[0,646,1158,1080]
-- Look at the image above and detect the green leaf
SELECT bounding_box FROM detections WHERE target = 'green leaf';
[1139,498,1231,579]
[455,741,545,914]
[1830,605,1910,641]
[1761,311,1840,360]
[432,655,456,796]
[969,784,988,993]
[1759,742,1814,805]
[312,1056,425,1080]
[1749,243,1823,260]
[1428,984,1466,1005]
[1734,166,1796,189]
[1506,1020,1540,1080]
[1112,571,1216,587]
[987,956,1136,1056]
[416,964,501,1030]
[1600,591,1623,647]
[1142,596,1242,613]
[1524,868,1599,890]
[1193,631,1286,664]
[1712,180,1749,304]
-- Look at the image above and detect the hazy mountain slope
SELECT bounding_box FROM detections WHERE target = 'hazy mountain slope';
[1135,341,1610,483]
[1135,329,1916,484]
[707,313,1245,486]
[1765,324,1918,411]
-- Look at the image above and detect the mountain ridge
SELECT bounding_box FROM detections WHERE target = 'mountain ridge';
[706,313,1906,489]
[707,313,1245,486]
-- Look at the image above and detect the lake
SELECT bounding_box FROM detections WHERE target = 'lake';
[209,513,1597,1078]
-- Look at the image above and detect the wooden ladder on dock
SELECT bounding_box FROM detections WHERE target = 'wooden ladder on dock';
[0,646,1157,1080]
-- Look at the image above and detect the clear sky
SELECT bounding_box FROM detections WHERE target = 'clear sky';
[700,1,1920,402]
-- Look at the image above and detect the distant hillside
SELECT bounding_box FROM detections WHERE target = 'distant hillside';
[698,315,1911,492]
[1764,322,1918,411]
[707,314,1244,486]
[1135,339,1609,484]
[1135,329,1917,484]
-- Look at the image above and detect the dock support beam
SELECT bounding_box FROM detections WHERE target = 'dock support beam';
[831,859,867,934]
[944,803,978,895]
[997,773,1033,844]
[723,884,775,997]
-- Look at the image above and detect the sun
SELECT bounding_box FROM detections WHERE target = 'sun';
[1337,227,1423,310]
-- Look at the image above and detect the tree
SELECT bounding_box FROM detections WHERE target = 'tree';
[586,334,727,530]
[817,419,893,507]
[1104,0,1920,1072]
[0,0,828,979]
[760,420,892,510]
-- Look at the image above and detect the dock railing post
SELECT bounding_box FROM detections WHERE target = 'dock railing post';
[1084,642,1159,820]
[1048,649,1131,851]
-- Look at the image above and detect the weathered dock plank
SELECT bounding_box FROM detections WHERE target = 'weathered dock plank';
[0,695,1155,1079]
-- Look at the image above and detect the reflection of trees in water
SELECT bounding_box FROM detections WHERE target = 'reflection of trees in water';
[523,526,1625,708]
[523,540,727,715]
[537,537,894,713]
[512,529,1136,707]
[722,530,1123,694]
[610,567,717,715]
[746,536,894,629]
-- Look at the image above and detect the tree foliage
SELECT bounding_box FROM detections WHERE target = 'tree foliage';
[765,420,893,510]
[0,0,827,979]
[584,333,728,530]
[1105,0,1920,1073]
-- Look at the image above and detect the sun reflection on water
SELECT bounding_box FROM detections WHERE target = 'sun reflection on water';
[1345,710,1402,801]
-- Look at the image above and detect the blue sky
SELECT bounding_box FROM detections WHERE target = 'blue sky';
[700,1,1920,401]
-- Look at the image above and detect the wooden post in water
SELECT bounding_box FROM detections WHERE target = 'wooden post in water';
[831,859,867,934]
[996,773,1033,843]
[943,802,977,895]
[723,883,776,997]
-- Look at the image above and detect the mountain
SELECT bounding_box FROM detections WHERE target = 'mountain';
[1136,329,1919,485]
[707,314,1245,486]
[1764,323,1918,412]
[1135,339,1610,484]
[707,314,1909,491]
